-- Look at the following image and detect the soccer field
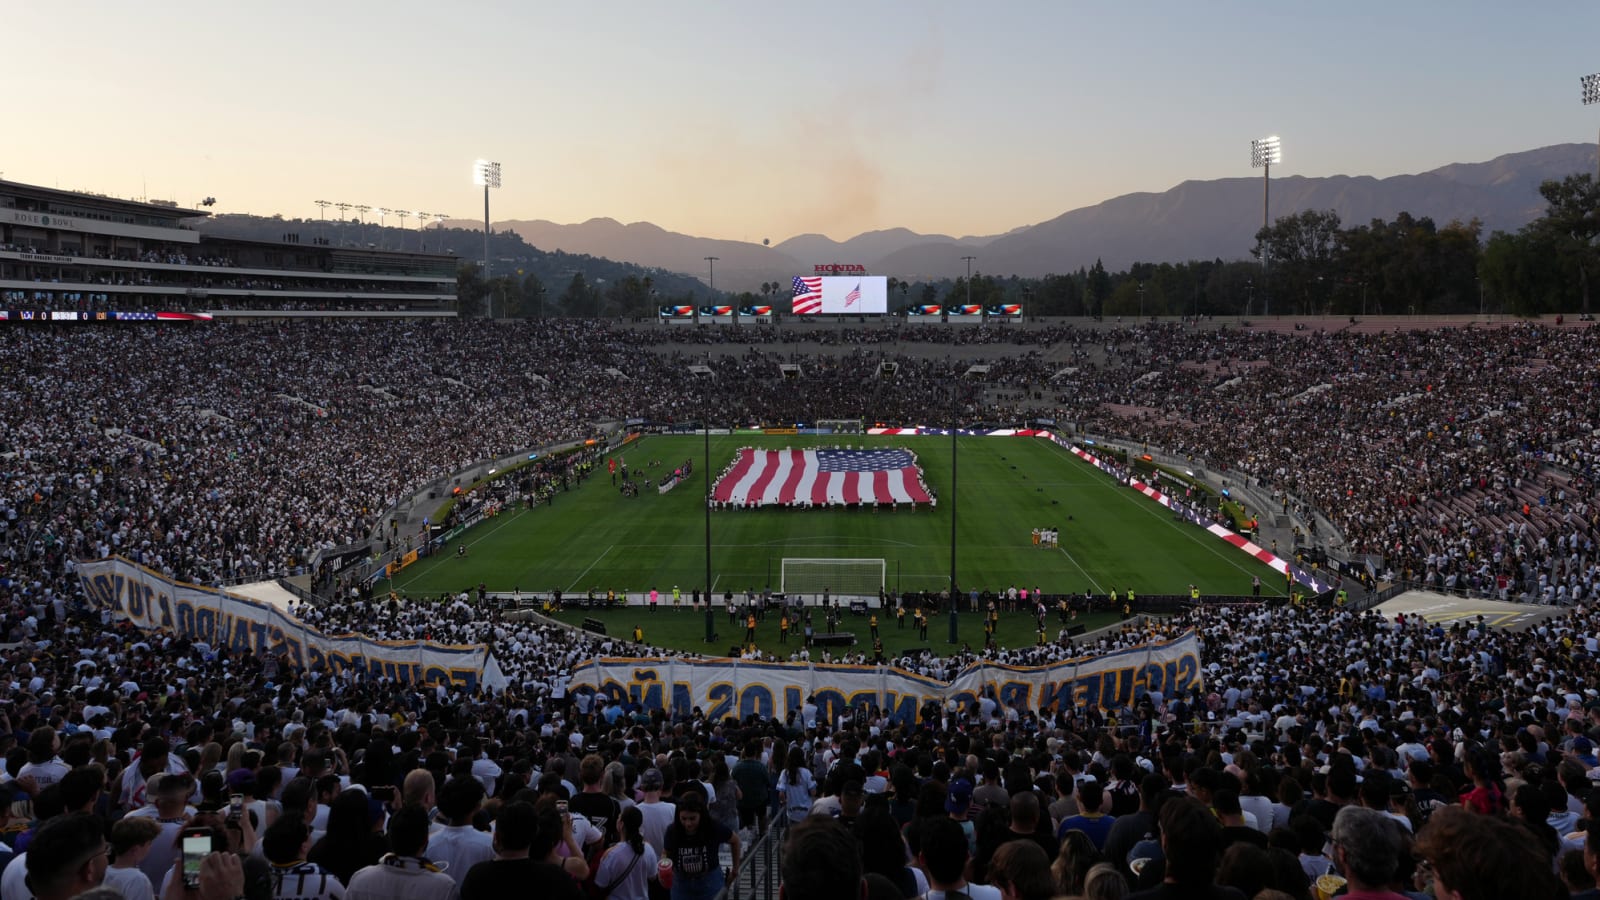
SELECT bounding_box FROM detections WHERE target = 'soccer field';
[388,433,1282,602]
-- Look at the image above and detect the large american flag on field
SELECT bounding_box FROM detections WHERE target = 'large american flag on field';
[712,448,933,507]
[792,276,823,315]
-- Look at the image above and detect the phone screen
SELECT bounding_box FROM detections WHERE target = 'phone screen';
[182,834,210,886]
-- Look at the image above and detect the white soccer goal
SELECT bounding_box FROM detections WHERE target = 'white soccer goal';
[781,558,886,598]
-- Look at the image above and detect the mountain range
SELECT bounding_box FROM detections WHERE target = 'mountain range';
[470,143,1596,293]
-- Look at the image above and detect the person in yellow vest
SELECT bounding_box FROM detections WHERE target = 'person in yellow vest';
[897,605,906,629]
[1121,602,1131,621]
[745,613,757,644]
[1109,588,1119,608]
[1336,589,1348,606]
[1036,624,1046,646]
[633,624,643,643]
[1190,584,1201,602]
[917,609,929,640]
[779,614,790,644]
[869,614,880,639]
[1127,588,1136,608]
[673,585,681,608]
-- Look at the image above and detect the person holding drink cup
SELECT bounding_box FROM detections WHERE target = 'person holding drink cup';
[663,793,739,900]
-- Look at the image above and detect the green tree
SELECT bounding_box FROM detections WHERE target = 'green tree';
[1253,209,1342,315]
[560,272,600,317]
[456,263,490,317]
[1534,173,1600,315]
[1086,260,1112,317]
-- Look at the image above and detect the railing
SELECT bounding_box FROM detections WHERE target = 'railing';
[715,818,786,900]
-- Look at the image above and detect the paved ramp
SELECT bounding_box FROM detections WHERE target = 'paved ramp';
[1374,590,1566,632]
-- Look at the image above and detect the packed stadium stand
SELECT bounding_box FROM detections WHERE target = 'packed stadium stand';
[1,178,456,318]
[0,310,1594,900]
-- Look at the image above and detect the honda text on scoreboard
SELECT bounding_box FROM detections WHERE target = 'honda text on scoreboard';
[791,275,888,315]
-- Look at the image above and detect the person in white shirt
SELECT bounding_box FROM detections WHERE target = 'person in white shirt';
[425,777,494,885]
[17,727,72,792]
[346,805,457,900]
[635,769,676,860]
[102,817,161,900]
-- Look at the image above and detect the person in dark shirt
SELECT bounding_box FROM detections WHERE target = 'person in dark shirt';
[1057,782,1116,851]
[1103,774,1167,873]
[780,817,864,900]
[664,793,739,900]
[569,754,622,846]
[1126,796,1246,900]
[1213,790,1267,851]
[730,742,770,836]
[461,801,583,900]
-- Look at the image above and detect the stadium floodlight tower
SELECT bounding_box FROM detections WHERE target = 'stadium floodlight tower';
[1584,73,1600,179]
[1250,135,1282,317]
[704,416,715,644]
[473,159,502,294]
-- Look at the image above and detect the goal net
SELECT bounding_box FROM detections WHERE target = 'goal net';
[817,419,864,434]
[781,558,886,598]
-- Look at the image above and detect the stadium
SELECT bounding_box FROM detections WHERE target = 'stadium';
[4,173,1597,899]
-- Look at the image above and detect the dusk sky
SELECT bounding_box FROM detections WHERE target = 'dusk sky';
[8,1,1598,242]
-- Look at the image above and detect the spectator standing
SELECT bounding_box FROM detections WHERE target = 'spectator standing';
[343,805,457,900]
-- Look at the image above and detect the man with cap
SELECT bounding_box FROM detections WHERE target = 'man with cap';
[637,769,677,862]
[833,781,865,830]
[945,777,977,856]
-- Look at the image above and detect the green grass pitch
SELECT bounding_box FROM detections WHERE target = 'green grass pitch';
[388,433,1283,609]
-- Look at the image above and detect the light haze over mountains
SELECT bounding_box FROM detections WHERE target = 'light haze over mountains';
[472,144,1595,293]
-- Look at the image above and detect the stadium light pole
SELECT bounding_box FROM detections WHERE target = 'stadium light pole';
[961,256,976,311]
[949,376,959,644]
[1583,73,1600,180]
[1251,136,1281,317]
[474,159,502,315]
[702,257,719,325]
[704,419,716,644]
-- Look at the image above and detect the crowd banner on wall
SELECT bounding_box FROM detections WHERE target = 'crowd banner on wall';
[76,558,507,690]
[569,631,1200,724]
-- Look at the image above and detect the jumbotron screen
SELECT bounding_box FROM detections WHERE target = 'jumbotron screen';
[791,275,888,315]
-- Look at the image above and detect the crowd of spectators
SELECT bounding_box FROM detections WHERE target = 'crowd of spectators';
[1,595,1596,900]
[0,317,1596,900]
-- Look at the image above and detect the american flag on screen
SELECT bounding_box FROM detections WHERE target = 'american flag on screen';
[844,282,861,308]
[792,276,823,315]
[711,448,932,507]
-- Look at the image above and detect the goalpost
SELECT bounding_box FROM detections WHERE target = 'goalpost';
[781,558,886,598]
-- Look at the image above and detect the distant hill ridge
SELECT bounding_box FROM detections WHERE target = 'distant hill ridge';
[466,143,1596,292]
